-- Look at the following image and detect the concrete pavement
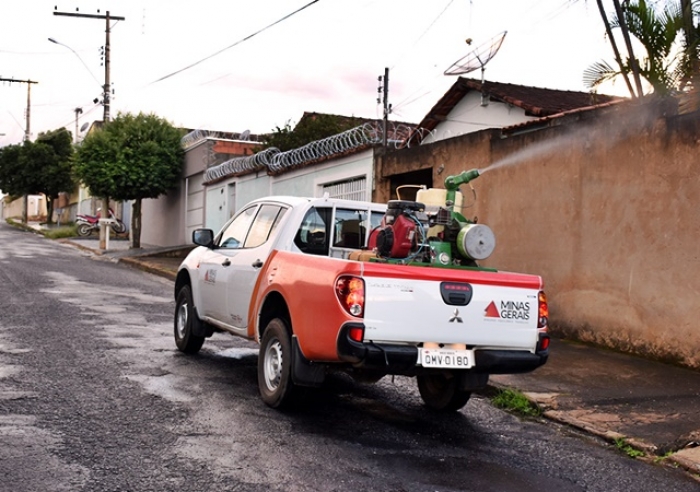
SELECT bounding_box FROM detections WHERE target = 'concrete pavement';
[491,339,700,477]
[59,235,700,480]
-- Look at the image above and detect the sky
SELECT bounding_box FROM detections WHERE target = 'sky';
[0,0,623,146]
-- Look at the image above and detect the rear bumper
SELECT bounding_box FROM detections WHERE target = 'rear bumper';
[336,323,549,375]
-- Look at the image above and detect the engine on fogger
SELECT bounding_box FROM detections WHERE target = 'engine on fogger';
[367,169,496,267]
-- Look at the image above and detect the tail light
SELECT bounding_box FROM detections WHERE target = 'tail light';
[537,291,549,330]
[336,276,364,317]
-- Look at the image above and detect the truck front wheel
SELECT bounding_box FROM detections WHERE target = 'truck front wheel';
[258,318,297,408]
[417,373,471,411]
[174,285,205,354]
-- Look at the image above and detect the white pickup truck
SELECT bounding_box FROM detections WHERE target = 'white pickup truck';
[174,191,549,411]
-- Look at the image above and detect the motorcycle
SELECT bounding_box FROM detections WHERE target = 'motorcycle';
[76,208,127,237]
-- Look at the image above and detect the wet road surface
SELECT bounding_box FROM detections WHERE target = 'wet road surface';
[0,222,697,492]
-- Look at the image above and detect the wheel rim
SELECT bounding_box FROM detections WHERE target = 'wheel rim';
[176,302,188,339]
[263,338,283,392]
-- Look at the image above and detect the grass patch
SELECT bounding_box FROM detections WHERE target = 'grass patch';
[491,388,542,417]
[653,451,674,464]
[42,225,78,239]
[5,218,34,232]
[5,218,78,238]
[614,438,645,458]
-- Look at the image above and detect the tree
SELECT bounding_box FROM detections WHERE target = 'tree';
[261,113,366,151]
[584,0,696,96]
[29,129,76,224]
[591,0,638,97]
[0,128,75,224]
[74,112,184,249]
[0,144,28,198]
[679,0,700,90]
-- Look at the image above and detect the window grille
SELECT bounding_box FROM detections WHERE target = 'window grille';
[322,177,366,201]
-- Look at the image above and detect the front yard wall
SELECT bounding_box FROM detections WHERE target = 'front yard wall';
[376,100,700,368]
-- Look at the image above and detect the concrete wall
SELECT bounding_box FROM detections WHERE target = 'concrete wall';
[376,99,700,369]
[140,186,184,247]
[141,139,205,247]
[206,150,373,230]
[270,150,373,200]
[1,195,47,220]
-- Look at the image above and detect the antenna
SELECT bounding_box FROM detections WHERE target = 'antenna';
[444,31,507,83]
[80,122,90,132]
[239,129,250,141]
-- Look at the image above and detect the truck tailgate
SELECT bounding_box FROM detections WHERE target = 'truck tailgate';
[362,272,541,351]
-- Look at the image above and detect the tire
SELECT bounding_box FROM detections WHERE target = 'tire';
[77,223,92,236]
[174,284,205,354]
[111,220,127,234]
[258,318,297,408]
[417,372,472,411]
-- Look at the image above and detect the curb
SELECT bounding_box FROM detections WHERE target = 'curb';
[119,257,177,281]
[57,238,107,255]
[484,383,700,481]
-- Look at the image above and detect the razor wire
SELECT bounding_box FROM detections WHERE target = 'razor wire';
[203,121,413,184]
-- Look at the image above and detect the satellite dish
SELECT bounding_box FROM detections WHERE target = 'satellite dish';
[239,129,250,141]
[444,31,507,83]
[80,122,90,132]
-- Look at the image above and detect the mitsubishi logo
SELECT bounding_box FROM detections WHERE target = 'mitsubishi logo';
[449,308,463,323]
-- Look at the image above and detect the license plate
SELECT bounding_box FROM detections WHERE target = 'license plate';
[419,348,474,369]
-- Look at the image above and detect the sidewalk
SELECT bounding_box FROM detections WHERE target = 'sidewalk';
[490,339,700,476]
[59,237,184,280]
[61,236,700,479]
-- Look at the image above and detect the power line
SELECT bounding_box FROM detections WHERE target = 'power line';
[390,0,456,71]
[152,0,321,84]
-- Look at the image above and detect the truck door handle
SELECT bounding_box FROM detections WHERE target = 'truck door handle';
[222,258,231,267]
[252,259,263,269]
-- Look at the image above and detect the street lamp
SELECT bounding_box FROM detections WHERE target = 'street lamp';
[47,37,102,89]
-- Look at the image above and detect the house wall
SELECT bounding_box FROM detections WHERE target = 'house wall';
[376,99,700,369]
[141,140,207,247]
[204,150,373,233]
[421,92,534,144]
[235,173,272,213]
[140,185,184,247]
[270,150,373,200]
[1,195,47,220]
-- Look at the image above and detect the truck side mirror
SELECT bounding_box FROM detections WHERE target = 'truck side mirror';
[192,229,215,248]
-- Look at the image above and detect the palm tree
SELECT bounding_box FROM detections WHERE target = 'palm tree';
[679,0,700,90]
[584,0,685,95]
[593,0,638,97]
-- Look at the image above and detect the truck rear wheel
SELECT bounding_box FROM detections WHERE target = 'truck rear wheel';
[258,318,297,408]
[417,373,471,411]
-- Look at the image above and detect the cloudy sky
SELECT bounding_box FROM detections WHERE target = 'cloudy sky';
[0,0,621,145]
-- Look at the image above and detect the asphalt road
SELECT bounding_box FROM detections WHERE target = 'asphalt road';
[0,222,697,492]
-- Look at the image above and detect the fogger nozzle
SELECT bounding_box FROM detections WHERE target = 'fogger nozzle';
[444,168,480,190]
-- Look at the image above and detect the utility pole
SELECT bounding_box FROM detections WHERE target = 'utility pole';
[73,107,83,144]
[54,8,125,249]
[0,77,38,224]
[0,77,38,142]
[377,68,391,149]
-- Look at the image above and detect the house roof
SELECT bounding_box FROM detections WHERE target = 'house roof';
[408,77,622,143]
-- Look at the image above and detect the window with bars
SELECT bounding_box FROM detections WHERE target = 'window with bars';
[322,176,367,201]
